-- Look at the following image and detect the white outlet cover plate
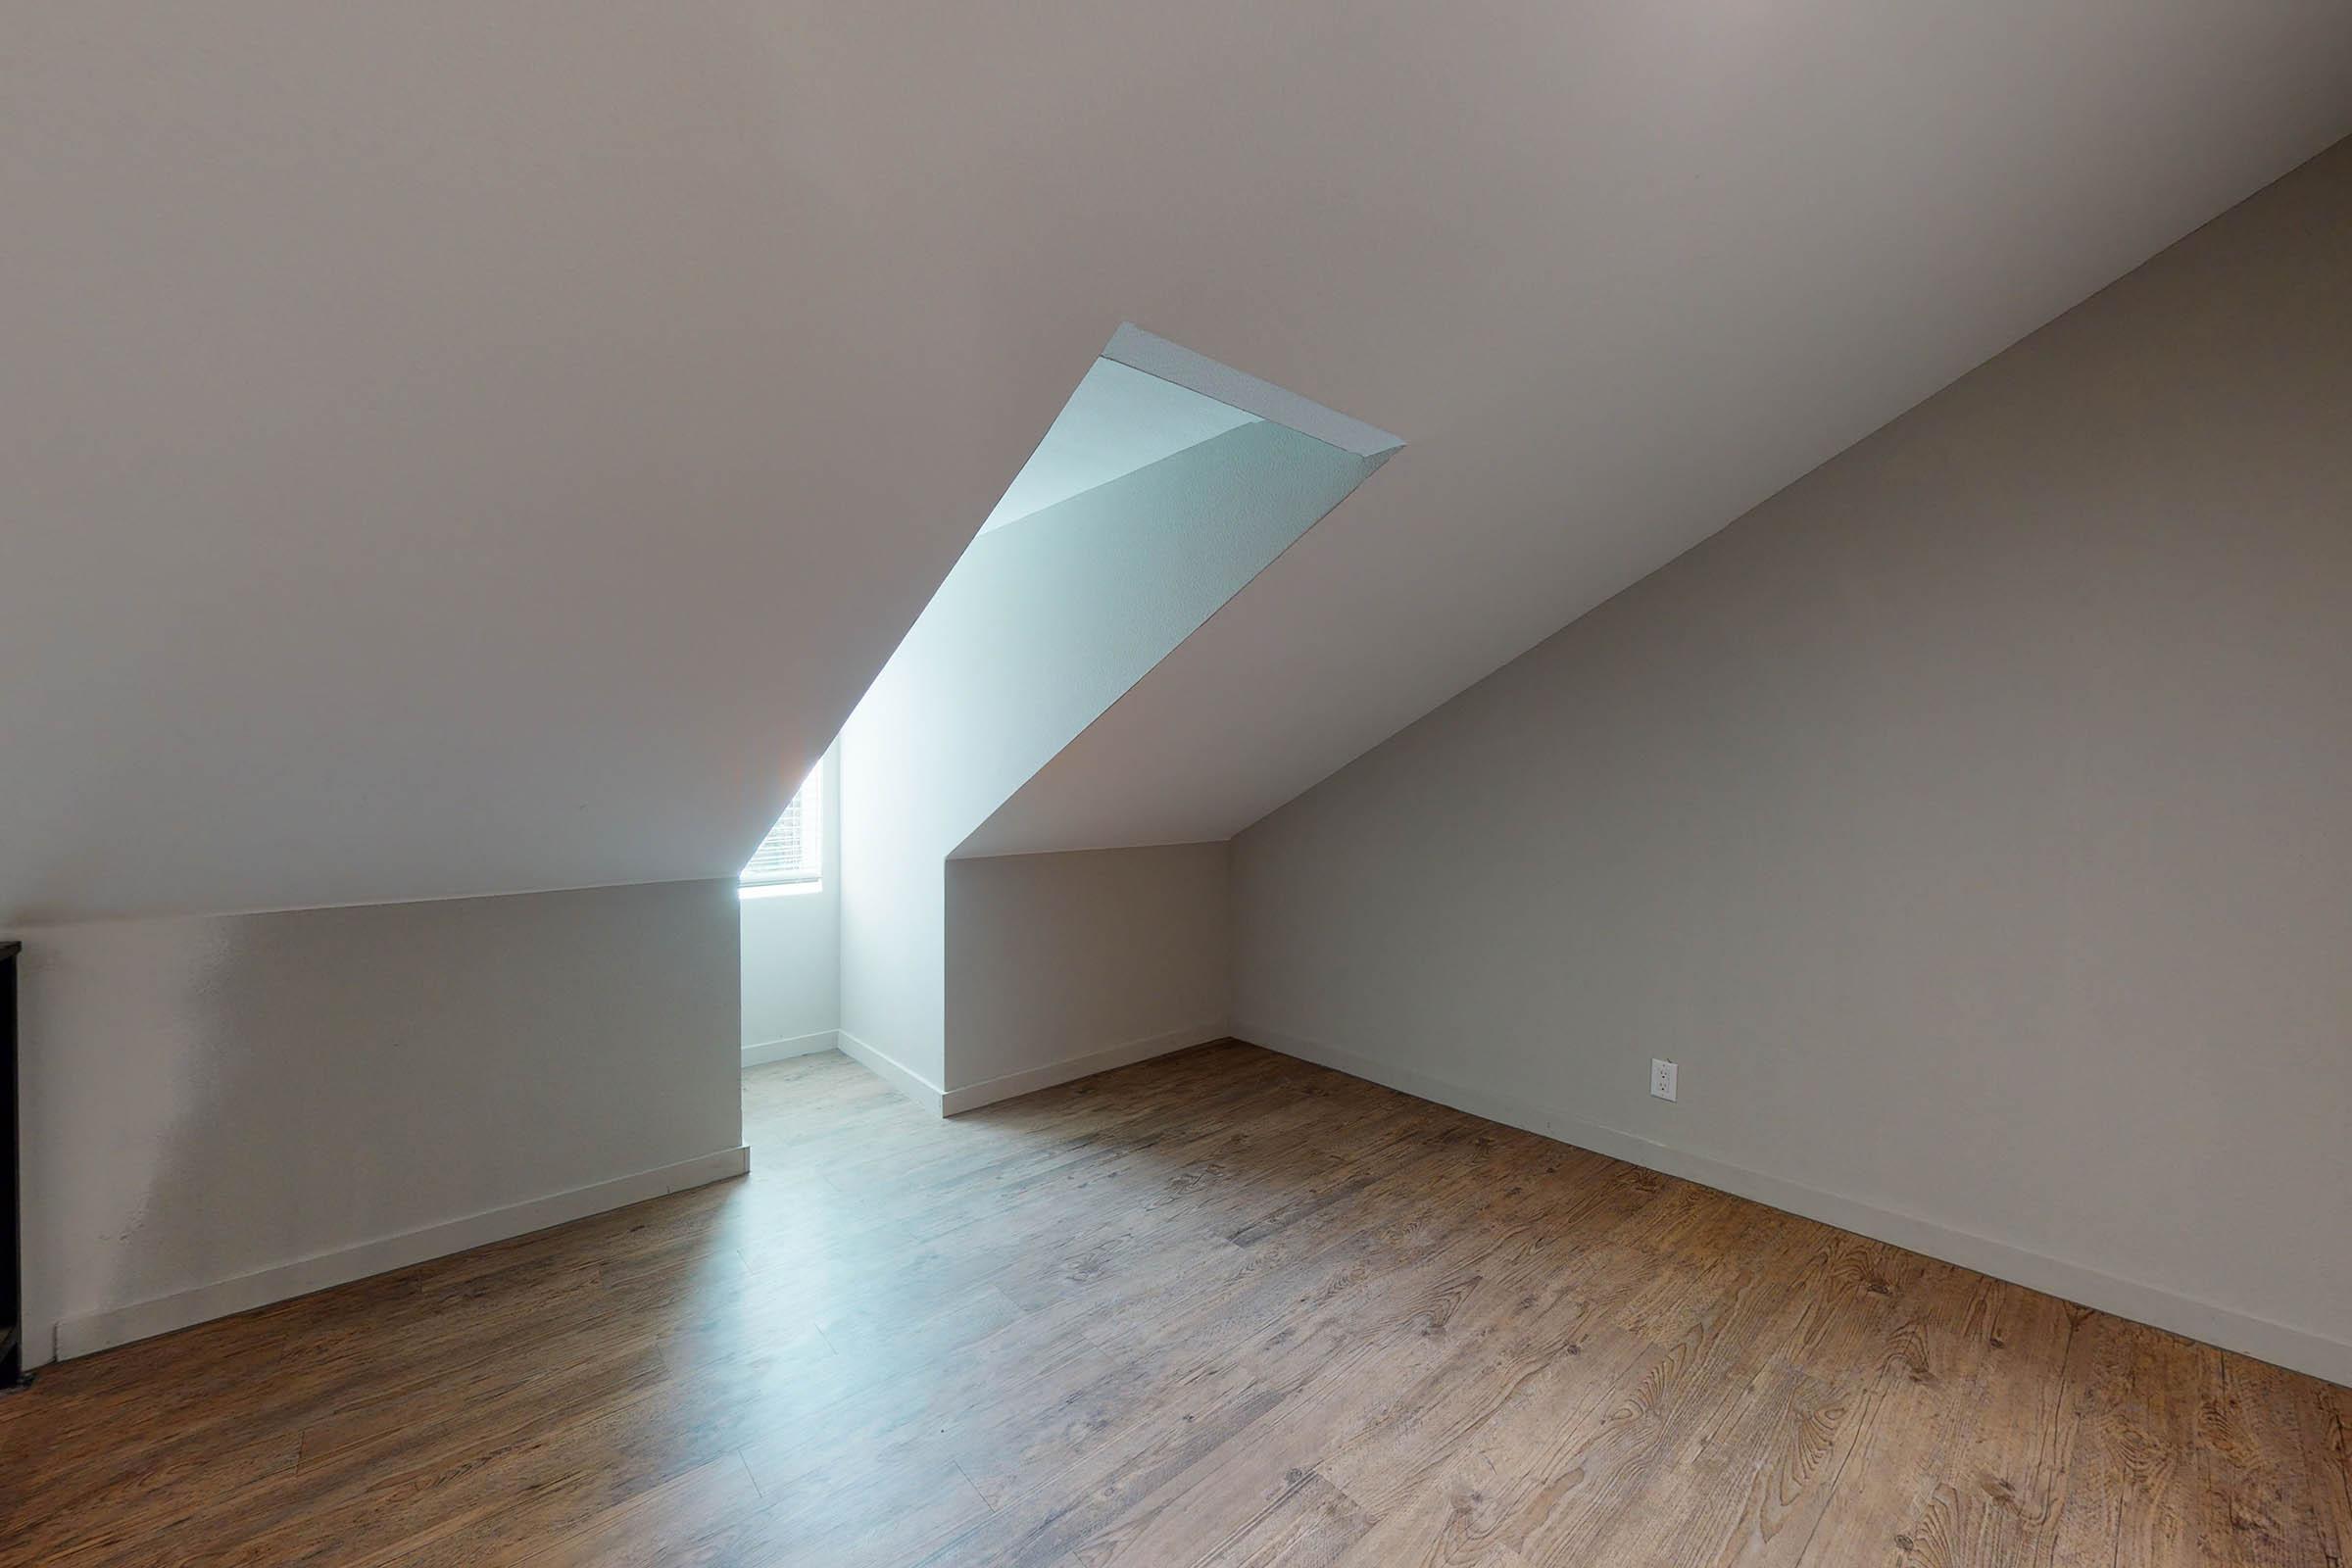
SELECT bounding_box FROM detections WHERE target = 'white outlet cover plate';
[1650,1058,1678,1101]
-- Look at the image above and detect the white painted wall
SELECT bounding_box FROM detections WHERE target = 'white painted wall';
[15,879,742,1363]
[838,416,1378,1096]
[738,891,836,1055]
[1233,143,2352,1385]
[838,727,947,1093]
[739,745,841,1060]
[945,845,1230,1111]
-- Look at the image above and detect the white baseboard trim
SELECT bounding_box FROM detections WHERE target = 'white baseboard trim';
[51,1145,752,1363]
[1238,1023,2352,1389]
[942,1022,1227,1116]
[742,1029,840,1067]
[836,1028,947,1115]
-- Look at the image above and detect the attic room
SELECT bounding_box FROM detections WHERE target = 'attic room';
[2,5,2348,1563]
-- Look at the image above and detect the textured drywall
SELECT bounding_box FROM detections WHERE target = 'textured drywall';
[1232,140,2352,1380]
[17,879,741,1360]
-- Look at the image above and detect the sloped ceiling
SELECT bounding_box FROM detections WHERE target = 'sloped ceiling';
[979,360,1258,536]
[8,5,2352,920]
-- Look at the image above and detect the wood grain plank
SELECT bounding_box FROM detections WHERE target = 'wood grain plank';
[2,1044,2343,1568]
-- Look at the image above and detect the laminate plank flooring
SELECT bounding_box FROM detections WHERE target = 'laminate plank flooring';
[1,1043,2344,1566]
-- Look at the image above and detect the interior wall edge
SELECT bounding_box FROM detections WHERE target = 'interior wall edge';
[1237,1022,2352,1389]
[1102,322,1403,459]
[51,1145,750,1364]
[835,1028,948,1116]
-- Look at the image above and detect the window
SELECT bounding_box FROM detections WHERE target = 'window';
[741,762,822,891]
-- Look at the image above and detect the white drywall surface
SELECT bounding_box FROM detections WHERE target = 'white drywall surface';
[10,7,2350,923]
[1232,143,2352,1383]
[739,745,841,1054]
[980,359,1259,535]
[946,844,1230,1099]
[839,416,1376,1091]
[16,879,741,1362]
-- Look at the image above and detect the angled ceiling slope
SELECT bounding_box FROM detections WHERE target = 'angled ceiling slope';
[833,326,1395,1087]
[844,324,1397,873]
[979,360,1258,536]
[9,6,2350,921]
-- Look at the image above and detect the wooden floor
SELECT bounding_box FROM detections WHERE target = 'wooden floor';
[3,1045,2346,1566]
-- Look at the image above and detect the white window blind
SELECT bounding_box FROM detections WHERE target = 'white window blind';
[741,764,822,887]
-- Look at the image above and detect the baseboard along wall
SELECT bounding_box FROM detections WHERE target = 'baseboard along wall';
[941,1022,1227,1115]
[834,1022,1228,1118]
[1237,1023,2352,1389]
[742,1030,840,1067]
[50,1145,751,1363]
[834,1029,946,1115]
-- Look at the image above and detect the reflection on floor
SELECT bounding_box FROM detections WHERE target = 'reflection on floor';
[5,1043,2348,1565]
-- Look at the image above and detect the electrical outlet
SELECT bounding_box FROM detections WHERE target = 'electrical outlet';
[1650,1058,1678,1102]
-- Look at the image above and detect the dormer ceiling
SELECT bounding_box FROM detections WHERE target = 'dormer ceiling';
[979,360,1260,537]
